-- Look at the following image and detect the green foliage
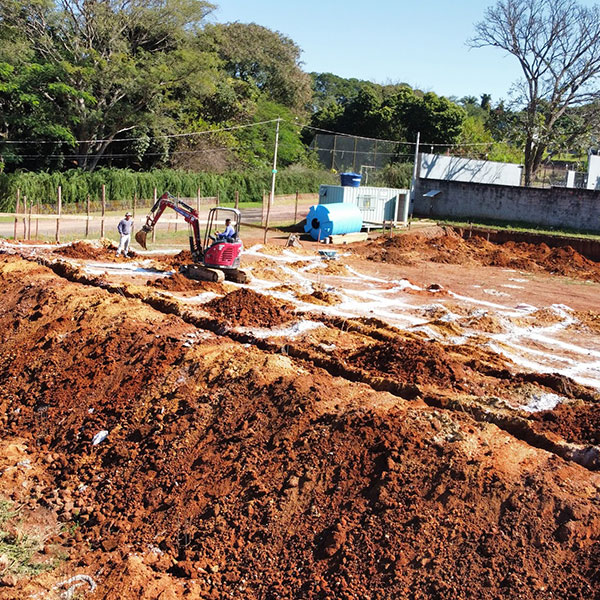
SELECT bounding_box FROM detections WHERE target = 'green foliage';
[202,23,311,110]
[233,100,308,167]
[372,163,414,189]
[311,83,466,147]
[0,499,51,577]
[0,167,333,209]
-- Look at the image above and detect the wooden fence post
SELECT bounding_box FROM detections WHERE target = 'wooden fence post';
[152,187,157,244]
[216,193,220,207]
[235,190,239,210]
[55,186,61,243]
[35,199,40,240]
[22,195,27,239]
[262,190,266,227]
[100,184,106,238]
[14,189,20,240]
[85,194,90,237]
[27,197,32,241]
[133,193,137,219]
[196,188,201,215]
[294,190,299,224]
[263,192,272,244]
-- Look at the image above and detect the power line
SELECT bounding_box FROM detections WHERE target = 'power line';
[0,119,281,145]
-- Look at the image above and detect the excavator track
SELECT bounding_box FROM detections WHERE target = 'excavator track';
[181,264,225,283]
[223,269,252,284]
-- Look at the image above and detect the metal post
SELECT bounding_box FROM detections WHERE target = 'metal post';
[55,186,61,243]
[331,135,337,170]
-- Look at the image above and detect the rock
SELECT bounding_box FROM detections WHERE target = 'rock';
[0,574,17,587]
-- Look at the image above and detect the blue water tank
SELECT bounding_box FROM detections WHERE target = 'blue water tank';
[340,172,362,187]
[304,203,363,241]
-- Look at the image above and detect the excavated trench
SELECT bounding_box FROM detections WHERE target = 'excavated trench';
[38,256,600,472]
[0,253,598,600]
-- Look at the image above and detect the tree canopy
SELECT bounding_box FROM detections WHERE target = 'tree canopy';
[470,0,600,185]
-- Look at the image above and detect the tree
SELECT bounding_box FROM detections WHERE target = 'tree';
[202,22,311,111]
[0,0,216,171]
[470,0,600,185]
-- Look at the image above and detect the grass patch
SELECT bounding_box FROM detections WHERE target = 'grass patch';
[0,498,53,577]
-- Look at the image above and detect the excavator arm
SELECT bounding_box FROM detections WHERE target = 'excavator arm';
[135,193,202,259]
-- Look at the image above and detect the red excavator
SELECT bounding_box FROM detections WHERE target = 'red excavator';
[135,192,251,283]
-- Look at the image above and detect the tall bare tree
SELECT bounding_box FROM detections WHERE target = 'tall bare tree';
[470,0,600,185]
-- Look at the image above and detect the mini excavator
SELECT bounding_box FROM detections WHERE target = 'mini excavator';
[135,192,251,283]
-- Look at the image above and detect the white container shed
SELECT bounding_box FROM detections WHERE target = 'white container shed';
[318,185,410,227]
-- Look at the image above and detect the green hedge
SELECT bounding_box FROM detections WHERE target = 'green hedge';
[0,167,337,210]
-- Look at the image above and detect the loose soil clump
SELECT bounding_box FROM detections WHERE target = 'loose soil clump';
[204,287,295,327]
[529,402,600,446]
[52,241,120,260]
[148,272,225,294]
[349,338,468,389]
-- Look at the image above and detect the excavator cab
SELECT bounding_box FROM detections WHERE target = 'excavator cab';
[135,193,250,283]
[202,207,244,272]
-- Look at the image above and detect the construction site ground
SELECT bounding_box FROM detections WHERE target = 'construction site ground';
[0,224,598,599]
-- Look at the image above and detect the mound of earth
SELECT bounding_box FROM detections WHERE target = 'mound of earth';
[148,272,225,294]
[0,257,598,599]
[357,230,600,282]
[529,402,600,446]
[204,287,295,327]
[52,241,120,260]
[349,338,468,389]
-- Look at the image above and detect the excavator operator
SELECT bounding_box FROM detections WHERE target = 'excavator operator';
[215,218,235,242]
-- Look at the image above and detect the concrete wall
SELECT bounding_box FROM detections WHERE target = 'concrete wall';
[414,178,600,233]
[419,153,523,186]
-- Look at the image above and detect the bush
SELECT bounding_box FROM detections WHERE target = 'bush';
[0,167,337,210]
[372,163,414,189]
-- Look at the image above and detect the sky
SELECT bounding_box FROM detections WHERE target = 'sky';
[210,0,597,105]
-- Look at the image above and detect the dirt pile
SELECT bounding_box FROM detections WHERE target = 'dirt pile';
[357,230,600,282]
[529,402,600,446]
[348,338,468,389]
[52,241,121,260]
[148,272,225,294]
[0,257,598,599]
[204,287,295,327]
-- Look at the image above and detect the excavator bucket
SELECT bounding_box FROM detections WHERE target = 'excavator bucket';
[135,228,149,250]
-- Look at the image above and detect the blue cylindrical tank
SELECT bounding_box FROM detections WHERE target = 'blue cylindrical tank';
[340,172,362,187]
[304,203,363,241]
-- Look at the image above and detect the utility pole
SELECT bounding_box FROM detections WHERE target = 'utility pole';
[409,131,421,219]
[264,118,280,243]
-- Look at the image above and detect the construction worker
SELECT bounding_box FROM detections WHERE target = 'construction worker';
[116,211,134,257]
[216,218,235,241]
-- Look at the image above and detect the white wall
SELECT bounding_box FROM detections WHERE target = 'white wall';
[587,155,600,190]
[420,153,523,186]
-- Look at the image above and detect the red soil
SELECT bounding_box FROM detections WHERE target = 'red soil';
[204,288,295,327]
